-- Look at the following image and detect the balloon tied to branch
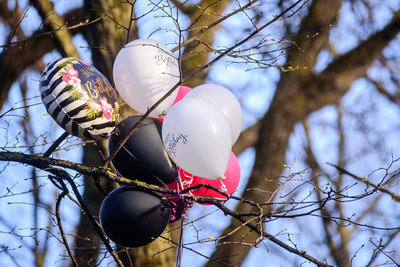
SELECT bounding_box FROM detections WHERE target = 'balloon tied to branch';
[38,39,243,248]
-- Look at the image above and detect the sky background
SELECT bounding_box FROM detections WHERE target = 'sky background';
[1,0,400,266]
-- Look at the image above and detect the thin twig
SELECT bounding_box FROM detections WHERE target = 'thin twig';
[171,0,259,52]
[328,163,400,202]
[55,188,79,267]
[58,170,125,267]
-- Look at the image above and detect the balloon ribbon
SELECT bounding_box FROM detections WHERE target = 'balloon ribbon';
[175,173,193,267]
[176,215,185,267]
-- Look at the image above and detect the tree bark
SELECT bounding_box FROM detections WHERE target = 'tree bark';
[206,2,400,266]
[0,6,88,110]
[180,0,232,87]
[29,0,80,58]
[72,1,140,266]
[74,141,116,267]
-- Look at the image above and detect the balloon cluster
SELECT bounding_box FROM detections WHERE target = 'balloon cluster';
[161,84,242,204]
[39,39,243,248]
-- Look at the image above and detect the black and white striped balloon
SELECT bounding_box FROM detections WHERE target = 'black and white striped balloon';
[39,58,120,140]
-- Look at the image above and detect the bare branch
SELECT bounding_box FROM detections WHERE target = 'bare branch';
[55,187,79,267]
[29,0,79,57]
[328,163,400,202]
[0,6,90,110]
[232,120,260,155]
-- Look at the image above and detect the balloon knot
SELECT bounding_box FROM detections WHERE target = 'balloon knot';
[163,192,192,222]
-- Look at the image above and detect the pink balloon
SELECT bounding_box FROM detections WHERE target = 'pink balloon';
[157,86,191,123]
[194,152,240,200]
[172,86,191,106]
[167,152,240,204]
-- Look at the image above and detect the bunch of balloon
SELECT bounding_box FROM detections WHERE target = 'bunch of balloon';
[39,57,120,156]
[162,84,242,204]
[111,39,203,226]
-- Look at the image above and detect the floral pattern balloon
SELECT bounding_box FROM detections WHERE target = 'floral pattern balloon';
[39,58,119,139]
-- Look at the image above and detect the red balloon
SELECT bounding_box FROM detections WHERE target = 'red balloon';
[156,86,191,123]
[167,152,240,203]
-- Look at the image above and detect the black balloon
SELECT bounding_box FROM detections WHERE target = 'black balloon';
[99,186,171,247]
[108,116,178,185]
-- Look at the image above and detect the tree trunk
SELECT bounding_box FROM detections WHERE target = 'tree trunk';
[73,1,179,266]
[180,0,232,87]
[206,1,400,266]
[74,141,116,266]
[205,72,305,266]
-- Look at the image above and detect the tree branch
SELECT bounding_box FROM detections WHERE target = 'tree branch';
[170,0,197,16]
[208,3,400,267]
[307,9,400,111]
[232,120,260,155]
[29,0,80,57]
[0,151,125,267]
[0,151,333,267]
[328,163,400,202]
[55,187,78,267]
[205,196,334,267]
[0,6,90,110]
[286,0,342,70]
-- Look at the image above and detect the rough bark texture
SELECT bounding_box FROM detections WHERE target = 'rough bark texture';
[81,0,138,81]
[29,0,80,58]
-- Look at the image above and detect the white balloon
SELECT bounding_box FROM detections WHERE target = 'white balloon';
[185,84,242,144]
[162,97,232,180]
[113,39,180,117]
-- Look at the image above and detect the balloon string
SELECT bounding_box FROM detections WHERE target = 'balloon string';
[172,179,181,223]
[175,172,195,267]
[178,170,195,197]
[176,216,185,267]
[219,179,228,193]
[175,177,183,267]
